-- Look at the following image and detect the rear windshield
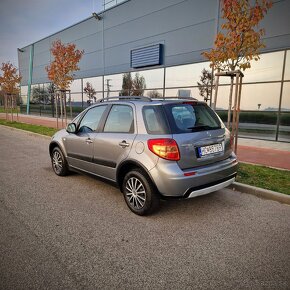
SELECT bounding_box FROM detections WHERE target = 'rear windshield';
[164,103,222,134]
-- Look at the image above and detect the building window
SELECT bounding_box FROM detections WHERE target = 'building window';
[284,50,290,81]
[83,76,103,92]
[165,62,211,88]
[104,74,123,95]
[133,68,164,90]
[69,79,82,93]
[278,82,290,141]
[165,88,200,99]
[243,51,284,83]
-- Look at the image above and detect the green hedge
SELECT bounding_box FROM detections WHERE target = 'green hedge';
[216,111,290,126]
[20,104,85,117]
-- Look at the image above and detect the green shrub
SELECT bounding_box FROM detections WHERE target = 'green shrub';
[215,110,290,125]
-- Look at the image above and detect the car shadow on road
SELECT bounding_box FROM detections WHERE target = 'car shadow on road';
[43,164,241,217]
[155,189,242,217]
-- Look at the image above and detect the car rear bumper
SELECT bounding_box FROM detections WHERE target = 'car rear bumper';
[149,154,238,198]
[185,175,236,198]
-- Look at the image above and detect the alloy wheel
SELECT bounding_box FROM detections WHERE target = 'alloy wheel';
[125,177,146,210]
[52,150,63,174]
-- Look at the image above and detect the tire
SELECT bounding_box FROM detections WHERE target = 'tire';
[51,147,69,176]
[122,169,160,215]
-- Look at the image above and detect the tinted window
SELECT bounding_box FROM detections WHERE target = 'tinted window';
[143,106,170,134]
[104,105,134,133]
[78,105,107,133]
[165,103,222,133]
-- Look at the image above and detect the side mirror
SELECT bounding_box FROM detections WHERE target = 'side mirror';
[66,123,76,133]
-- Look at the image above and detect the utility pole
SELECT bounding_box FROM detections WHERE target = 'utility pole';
[106,79,112,99]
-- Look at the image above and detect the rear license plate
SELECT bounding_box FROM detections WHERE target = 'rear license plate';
[198,143,223,157]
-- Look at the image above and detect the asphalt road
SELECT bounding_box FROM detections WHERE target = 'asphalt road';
[0,126,290,290]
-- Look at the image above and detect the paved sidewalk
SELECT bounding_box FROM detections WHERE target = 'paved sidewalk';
[0,113,70,129]
[237,144,290,170]
[1,113,290,170]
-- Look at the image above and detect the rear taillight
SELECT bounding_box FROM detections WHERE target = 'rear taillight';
[147,138,180,161]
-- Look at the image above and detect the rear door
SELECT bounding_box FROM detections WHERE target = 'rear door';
[92,104,137,181]
[164,102,231,170]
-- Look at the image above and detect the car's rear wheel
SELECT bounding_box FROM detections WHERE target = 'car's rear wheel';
[51,147,69,176]
[122,169,159,215]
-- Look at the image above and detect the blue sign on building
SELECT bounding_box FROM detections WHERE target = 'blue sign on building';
[131,44,163,68]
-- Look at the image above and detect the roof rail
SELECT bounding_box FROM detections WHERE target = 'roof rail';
[97,96,152,103]
[151,96,198,101]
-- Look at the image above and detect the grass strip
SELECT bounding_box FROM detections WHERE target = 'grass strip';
[0,119,58,137]
[236,163,290,195]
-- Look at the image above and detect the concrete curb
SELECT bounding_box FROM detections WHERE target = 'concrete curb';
[0,125,51,140]
[231,182,290,205]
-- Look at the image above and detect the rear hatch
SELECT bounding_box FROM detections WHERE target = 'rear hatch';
[163,102,232,170]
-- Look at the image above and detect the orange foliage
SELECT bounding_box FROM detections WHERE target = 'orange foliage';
[46,40,84,90]
[0,62,22,95]
[202,0,272,71]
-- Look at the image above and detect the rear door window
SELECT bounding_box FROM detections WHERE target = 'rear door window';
[142,106,170,135]
[165,103,222,133]
[103,105,134,133]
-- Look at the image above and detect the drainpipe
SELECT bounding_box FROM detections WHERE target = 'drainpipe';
[26,44,34,114]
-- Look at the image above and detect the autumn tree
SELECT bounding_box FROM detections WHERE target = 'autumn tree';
[120,73,133,96]
[203,0,272,72]
[202,0,272,152]
[0,62,22,120]
[46,40,84,127]
[132,73,146,96]
[197,68,215,103]
[84,82,97,105]
[120,72,146,96]
[147,90,162,98]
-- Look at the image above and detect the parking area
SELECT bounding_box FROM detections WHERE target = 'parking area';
[0,126,289,289]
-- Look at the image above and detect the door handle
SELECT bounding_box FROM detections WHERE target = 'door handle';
[119,140,130,148]
[85,138,93,144]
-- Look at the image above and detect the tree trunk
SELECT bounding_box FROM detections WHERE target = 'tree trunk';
[11,95,14,122]
[69,91,72,120]
[231,75,239,151]
[60,91,64,128]
[213,74,220,109]
[227,76,234,129]
[5,94,8,120]
[55,93,59,129]
[16,94,19,121]
[63,91,67,127]
[234,75,243,154]
[51,94,55,118]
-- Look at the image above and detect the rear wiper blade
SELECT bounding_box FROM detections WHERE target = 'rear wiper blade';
[187,125,221,132]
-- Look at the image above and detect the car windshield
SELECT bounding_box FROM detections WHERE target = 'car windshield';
[164,103,222,134]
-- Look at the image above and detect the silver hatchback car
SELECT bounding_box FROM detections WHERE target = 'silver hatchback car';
[49,96,238,215]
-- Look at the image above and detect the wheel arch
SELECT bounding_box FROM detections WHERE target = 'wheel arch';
[116,160,158,194]
[49,141,67,157]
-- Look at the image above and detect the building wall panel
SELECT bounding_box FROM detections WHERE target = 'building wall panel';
[19,0,290,86]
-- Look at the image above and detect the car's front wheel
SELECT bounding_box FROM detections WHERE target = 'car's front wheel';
[51,147,69,176]
[122,169,159,215]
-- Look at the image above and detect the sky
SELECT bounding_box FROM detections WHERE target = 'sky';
[0,0,103,67]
